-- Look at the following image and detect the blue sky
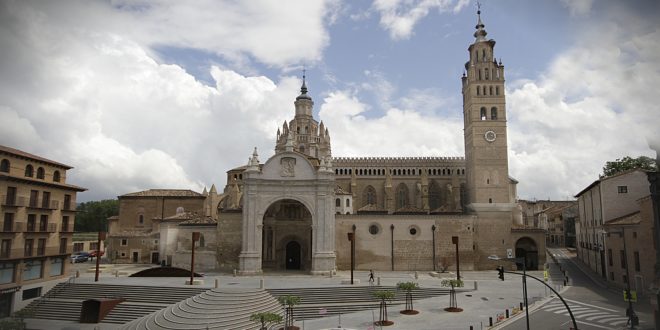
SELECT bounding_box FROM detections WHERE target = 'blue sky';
[0,0,658,201]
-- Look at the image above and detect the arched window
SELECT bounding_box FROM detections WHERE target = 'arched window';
[0,159,9,173]
[25,164,34,177]
[491,107,498,120]
[363,186,377,206]
[478,69,482,80]
[36,167,45,179]
[482,49,486,61]
[138,214,144,224]
[335,198,341,207]
[492,68,496,80]
[429,181,441,210]
[476,86,480,95]
[489,86,493,95]
[346,199,350,207]
[53,170,61,182]
[496,86,500,95]
[480,107,487,120]
[485,69,489,80]
[396,183,409,209]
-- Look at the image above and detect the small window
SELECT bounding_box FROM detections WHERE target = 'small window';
[491,107,498,120]
[476,86,480,95]
[369,225,379,235]
[22,287,42,300]
[496,86,500,95]
[620,250,626,269]
[617,186,628,194]
[335,198,341,207]
[53,171,61,182]
[633,232,637,239]
[36,167,45,179]
[634,251,640,272]
[121,239,128,246]
[608,249,613,266]
[25,164,34,177]
[346,199,350,207]
[480,107,487,120]
[138,214,144,224]
[0,159,9,173]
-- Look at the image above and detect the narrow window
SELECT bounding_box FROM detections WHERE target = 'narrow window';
[480,107,487,120]
[620,250,626,269]
[138,214,144,224]
[634,251,640,271]
[36,167,45,179]
[496,86,500,95]
[489,86,493,95]
[608,249,613,266]
[489,198,493,203]
[491,107,498,120]
[476,86,480,95]
[53,170,61,182]
[478,69,482,80]
[25,164,34,177]
[335,198,341,207]
[482,49,486,61]
[0,159,9,173]
[485,69,489,80]
[346,199,350,207]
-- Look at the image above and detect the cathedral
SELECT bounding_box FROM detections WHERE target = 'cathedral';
[107,10,545,274]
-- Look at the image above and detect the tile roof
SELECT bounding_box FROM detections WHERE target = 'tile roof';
[0,145,72,169]
[604,211,641,226]
[120,189,204,198]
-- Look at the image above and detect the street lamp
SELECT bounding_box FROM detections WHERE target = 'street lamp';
[607,228,639,329]
[452,236,460,280]
[94,231,106,282]
[431,225,436,271]
[347,224,356,285]
[189,232,200,285]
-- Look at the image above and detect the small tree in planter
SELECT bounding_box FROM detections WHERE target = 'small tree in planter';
[396,281,419,315]
[250,312,283,330]
[438,256,453,273]
[441,279,464,312]
[373,290,396,326]
[277,295,301,330]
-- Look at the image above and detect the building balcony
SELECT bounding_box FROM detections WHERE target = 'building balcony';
[60,223,74,233]
[0,248,23,260]
[24,223,57,234]
[26,200,60,211]
[1,222,24,233]
[1,195,28,208]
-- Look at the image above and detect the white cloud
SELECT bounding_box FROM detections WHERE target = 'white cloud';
[319,91,464,157]
[560,0,594,16]
[506,16,659,199]
[371,0,466,40]
[0,1,303,200]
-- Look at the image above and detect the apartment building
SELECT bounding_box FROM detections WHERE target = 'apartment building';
[0,145,86,316]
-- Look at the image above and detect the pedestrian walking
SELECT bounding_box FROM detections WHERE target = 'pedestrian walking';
[368,269,375,285]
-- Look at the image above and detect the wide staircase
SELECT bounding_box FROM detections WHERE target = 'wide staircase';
[23,283,454,327]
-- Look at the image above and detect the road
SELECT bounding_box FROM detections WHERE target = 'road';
[502,248,654,330]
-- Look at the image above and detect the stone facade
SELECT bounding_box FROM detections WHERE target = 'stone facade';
[0,145,86,316]
[110,10,546,274]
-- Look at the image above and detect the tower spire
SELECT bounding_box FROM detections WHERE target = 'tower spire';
[296,67,311,100]
[474,2,488,42]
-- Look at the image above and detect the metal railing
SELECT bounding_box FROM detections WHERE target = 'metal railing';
[1,222,24,233]
[18,274,77,318]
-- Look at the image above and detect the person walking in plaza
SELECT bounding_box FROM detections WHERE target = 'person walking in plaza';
[368,270,375,285]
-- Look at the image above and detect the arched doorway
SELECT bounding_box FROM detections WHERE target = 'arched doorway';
[262,199,312,271]
[286,241,301,270]
[515,237,539,270]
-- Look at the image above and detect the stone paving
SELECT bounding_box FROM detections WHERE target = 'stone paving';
[24,262,565,330]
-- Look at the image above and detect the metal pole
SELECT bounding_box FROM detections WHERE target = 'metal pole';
[452,236,460,280]
[523,260,530,330]
[647,168,660,330]
[390,224,394,271]
[190,232,199,285]
[622,227,636,329]
[94,231,106,282]
[431,225,436,271]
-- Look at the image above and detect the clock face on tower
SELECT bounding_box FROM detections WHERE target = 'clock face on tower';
[484,130,497,142]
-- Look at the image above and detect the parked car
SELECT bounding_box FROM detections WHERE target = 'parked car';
[71,252,90,263]
[88,250,105,258]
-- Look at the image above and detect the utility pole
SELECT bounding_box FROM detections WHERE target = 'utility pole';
[94,231,106,282]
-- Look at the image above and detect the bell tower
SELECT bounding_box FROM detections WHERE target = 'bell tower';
[462,7,511,207]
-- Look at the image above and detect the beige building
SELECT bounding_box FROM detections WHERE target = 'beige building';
[575,169,652,280]
[603,196,655,297]
[519,200,578,247]
[0,145,86,316]
[111,10,546,275]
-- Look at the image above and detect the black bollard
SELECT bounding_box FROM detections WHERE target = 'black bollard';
[520,302,523,310]
[506,309,509,318]
[489,317,493,327]
[470,326,473,330]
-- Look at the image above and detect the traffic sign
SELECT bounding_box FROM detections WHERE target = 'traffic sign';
[623,290,637,302]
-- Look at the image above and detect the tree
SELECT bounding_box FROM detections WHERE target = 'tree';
[396,282,419,314]
[373,290,395,326]
[602,156,657,177]
[75,199,119,232]
[250,312,283,330]
[441,279,464,312]
[277,295,301,330]
[438,256,453,273]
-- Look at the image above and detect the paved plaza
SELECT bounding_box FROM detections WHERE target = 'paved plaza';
[25,260,565,330]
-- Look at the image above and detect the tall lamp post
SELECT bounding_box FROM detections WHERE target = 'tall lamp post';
[452,236,460,280]
[189,232,200,285]
[94,231,106,282]
[347,224,356,285]
[431,225,436,271]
